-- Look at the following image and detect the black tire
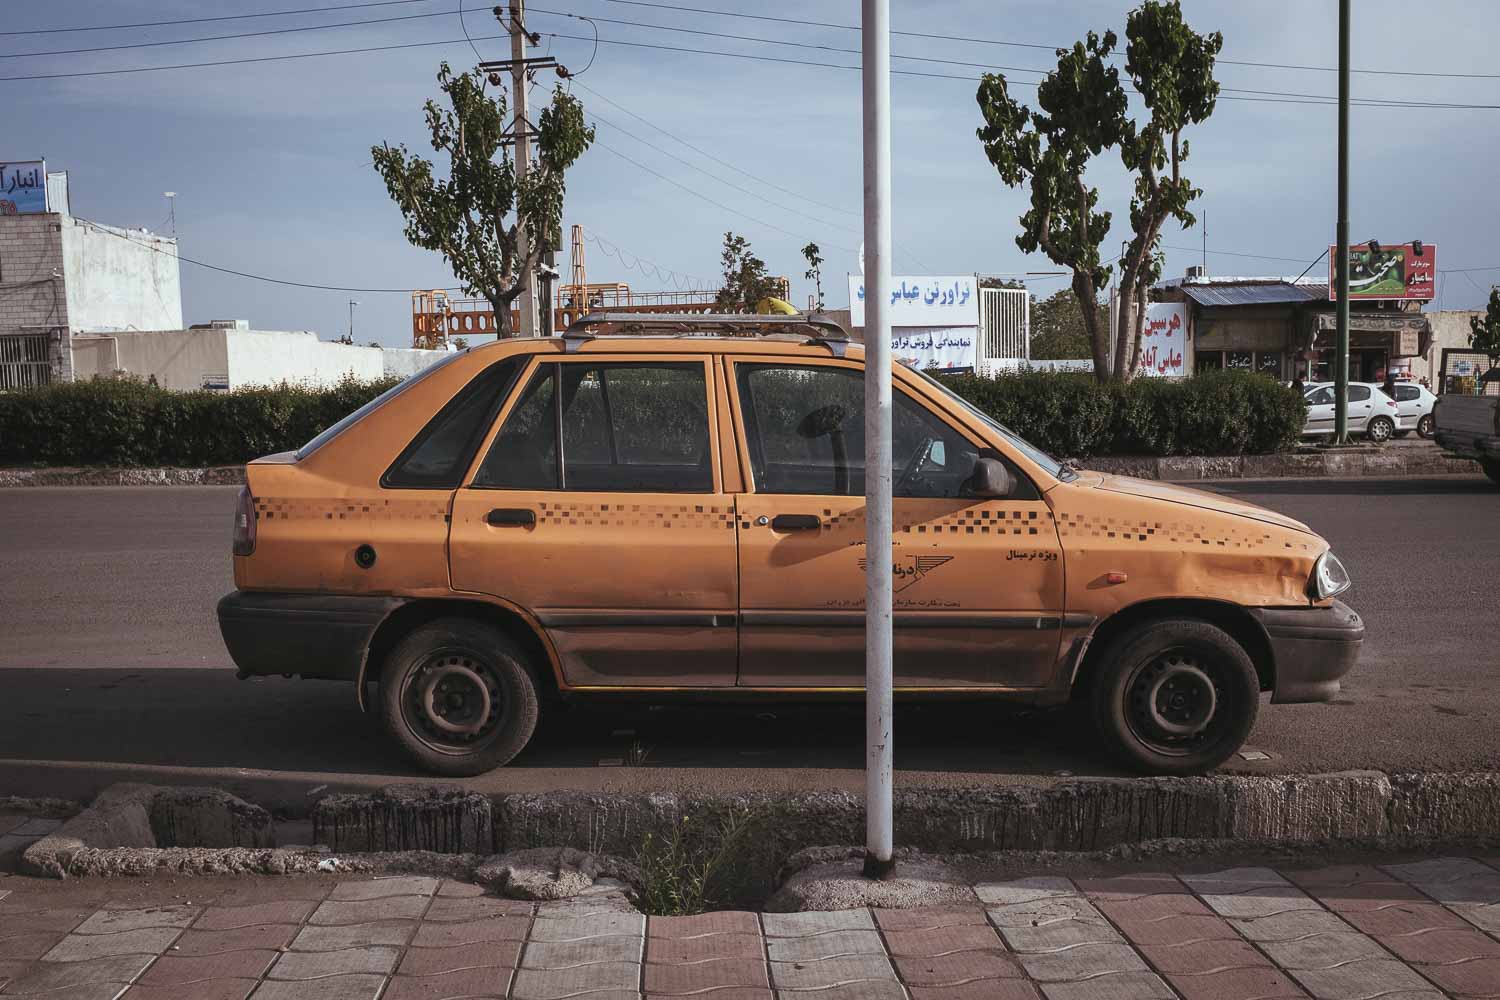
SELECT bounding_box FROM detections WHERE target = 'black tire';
[1483,458,1500,487]
[1088,618,1259,776]
[378,618,540,776]
[1366,416,1395,443]
[1417,414,1434,438]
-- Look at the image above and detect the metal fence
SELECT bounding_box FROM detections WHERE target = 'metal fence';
[1439,348,1499,396]
[977,288,1029,375]
[0,333,51,390]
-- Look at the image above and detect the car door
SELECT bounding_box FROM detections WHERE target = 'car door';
[1394,384,1421,429]
[1347,384,1373,430]
[1304,386,1335,434]
[728,358,1065,690]
[448,354,739,687]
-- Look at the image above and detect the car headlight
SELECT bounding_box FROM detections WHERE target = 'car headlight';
[1309,550,1351,600]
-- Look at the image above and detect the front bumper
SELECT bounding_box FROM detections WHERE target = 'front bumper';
[217,590,404,682]
[1252,599,1364,704]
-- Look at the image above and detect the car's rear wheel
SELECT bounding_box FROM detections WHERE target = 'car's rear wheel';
[1366,416,1395,443]
[378,618,539,776]
[1089,619,1259,775]
[1417,414,1435,438]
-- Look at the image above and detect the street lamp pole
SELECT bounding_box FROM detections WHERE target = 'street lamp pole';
[349,300,359,343]
[861,0,895,880]
[1333,0,1351,444]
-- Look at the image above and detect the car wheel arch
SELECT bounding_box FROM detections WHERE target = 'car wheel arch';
[358,596,562,710]
[1071,597,1276,698]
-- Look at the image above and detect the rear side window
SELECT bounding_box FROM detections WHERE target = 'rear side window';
[296,351,463,460]
[1349,385,1371,402]
[473,362,712,493]
[1396,385,1420,402]
[1308,387,1334,404]
[383,358,522,488]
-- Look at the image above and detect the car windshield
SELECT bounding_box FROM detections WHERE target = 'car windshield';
[905,365,1072,481]
[296,350,465,460]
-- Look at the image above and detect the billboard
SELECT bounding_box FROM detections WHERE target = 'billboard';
[1328,242,1435,301]
[0,161,47,215]
[891,326,976,372]
[1137,302,1188,377]
[848,275,979,328]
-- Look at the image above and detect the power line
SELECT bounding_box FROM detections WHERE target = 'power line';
[580,226,712,290]
[593,0,1500,82]
[0,0,442,37]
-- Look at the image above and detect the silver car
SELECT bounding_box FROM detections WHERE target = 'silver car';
[1301,382,1403,442]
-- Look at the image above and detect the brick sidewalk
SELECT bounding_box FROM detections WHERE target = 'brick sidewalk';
[3,857,1500,999]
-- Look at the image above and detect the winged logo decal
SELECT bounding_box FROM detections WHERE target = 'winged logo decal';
[857,554,954,592]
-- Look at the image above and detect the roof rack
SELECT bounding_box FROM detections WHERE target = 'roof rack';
[560,311,851,356]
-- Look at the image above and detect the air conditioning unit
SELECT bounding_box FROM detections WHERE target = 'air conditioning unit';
[1185,265,1208,280]
[191,319,250,330]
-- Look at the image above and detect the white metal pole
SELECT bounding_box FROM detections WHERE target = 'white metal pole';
[861,0,894,881]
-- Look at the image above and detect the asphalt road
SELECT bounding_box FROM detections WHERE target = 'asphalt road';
[0,477,1496,810]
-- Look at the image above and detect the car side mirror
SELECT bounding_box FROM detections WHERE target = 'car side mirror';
[963,457,1012,498]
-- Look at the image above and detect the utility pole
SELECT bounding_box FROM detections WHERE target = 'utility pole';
[510,0,538,338]
[861,0,894,881]
[1333,0,1351,444]
[348,299,359,343]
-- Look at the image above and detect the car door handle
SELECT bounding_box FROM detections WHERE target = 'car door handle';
[770,514,821,532]
[486,508,536,528]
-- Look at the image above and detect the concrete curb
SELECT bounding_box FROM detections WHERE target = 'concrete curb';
[0,447,1481,487]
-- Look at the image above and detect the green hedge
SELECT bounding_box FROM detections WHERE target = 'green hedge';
[935,369,1304,457]
[0,368,1302,468]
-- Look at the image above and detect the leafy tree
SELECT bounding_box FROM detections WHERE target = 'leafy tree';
[715,232,782,311]
[1471,288,1500,374]
[1030,288,1099,359]
[452,337,470,350]
[802,242,825,310]
[975,1,1222,381]
[372,63,593,335]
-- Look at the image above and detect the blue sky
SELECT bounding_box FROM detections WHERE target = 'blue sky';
[10,0,1499,344]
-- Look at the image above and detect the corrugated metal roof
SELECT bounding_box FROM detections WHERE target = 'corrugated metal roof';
[1178,281,1329,307]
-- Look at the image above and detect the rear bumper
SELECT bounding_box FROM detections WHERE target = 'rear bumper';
[217,590,404,682]
[1253,600,1364,704]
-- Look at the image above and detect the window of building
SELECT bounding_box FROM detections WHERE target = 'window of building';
[1196,351,1223,371]
[383,359,522,488]
[1196,349,1284,377]
[1255,352,1283,377]
[473,362,712,493]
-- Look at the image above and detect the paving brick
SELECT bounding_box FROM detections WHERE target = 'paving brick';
[1037,970,1174,1000]
[1338,902,1467,937]
[761,910,873,937]
[381,968,512,1000]
[435,882,487,898]
[975,877,1076,906]
[765,930,884,963]
[193,902,317,931]
[1161,966,1306,1000]
[1095,894,1231,947]
[1001,915,1121,953]
[1182,867,1289,889]
[173,926,298,957]
[909,983,1039,1000]
[1015,942,1150,983]
[328,878,438,902]
[510,961,641,999]
[881,923,1003,958]
[523,936,642,968]
[535,899,638,920]
[307,897,429,926]
[1285,958,1440,999]
[136,951,276,985]
[208,884,332,907]
[0,953,155,994]
[893,949,1023,986]
[528,913,643,943]
[1194,887,1323,920]
[43,928,183,962]
[0,984,130,1000]
[768,954,896,991]
[1075,874,1187,900]
[986,895,1104,930]
[289,922,415,952]
[76,909,200,935]
[267,946,399,981]
[1259,932,1388,971]
[1419,960,1500,997]
[1136,937,1269,975]
[1227,909,1355,943]
[643,958,767,993]
[398,942,522,975]
[775,985,904,1000]
[648,912,760,938]
[0,932,67,961]
[124,980,258,1000]
[0,817,27,836]
[872,906,987,932]
[1449,903,1500,934]
[409,916,531,948]
[421,897,531,922]
[1384,857,1494,886]
[246,974,389,1000]
[646,989,770,1000]
[0,908,89,934]
[646,932,762,963]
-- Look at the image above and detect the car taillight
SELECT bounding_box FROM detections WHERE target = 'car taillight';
[1387,399,1397,408]
[233,485,257,556]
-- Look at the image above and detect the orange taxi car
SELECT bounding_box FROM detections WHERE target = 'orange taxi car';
[218,314,1362,776]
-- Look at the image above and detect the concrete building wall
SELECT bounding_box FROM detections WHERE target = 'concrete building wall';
[382,347,452,379]
[59,218,182,334]
[1414,310,1483,384]
[224,331,384,389]
[0,214,71,383]
[71,329,231,391]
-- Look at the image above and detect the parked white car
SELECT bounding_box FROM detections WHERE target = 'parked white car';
[1300,382,1403,442]
[1388,382,1437,438]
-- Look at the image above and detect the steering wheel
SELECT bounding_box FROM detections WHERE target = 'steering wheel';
[895,436,937,496]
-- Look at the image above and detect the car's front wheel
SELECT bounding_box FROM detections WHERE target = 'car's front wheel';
[1417,414,1434,438]
[1366,416,1395,443]
[1089,618,1260,775]
[378,618,540,776]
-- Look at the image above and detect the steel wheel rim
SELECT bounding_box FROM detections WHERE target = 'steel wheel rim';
[1370,419,1392,441]
[1124,649,1230,757]
[403,647,506,755]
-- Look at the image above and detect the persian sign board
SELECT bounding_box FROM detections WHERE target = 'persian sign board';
[1137,302,1188,377]
[1328,242,1436,301]
[849,275,980,371]
[0,161,47,215]
[892,326,976,371]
